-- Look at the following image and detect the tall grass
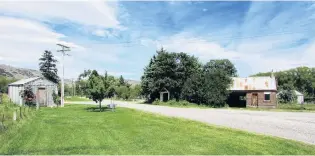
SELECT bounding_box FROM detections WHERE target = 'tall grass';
[0,94,36,132]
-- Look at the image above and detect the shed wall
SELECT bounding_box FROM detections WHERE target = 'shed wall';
[297,95,304,104]
[246,91,277,108]
[8,85,24,105]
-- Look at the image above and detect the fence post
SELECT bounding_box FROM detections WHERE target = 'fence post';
[20,107,22,119]
[1,114,4,129]
[13,110,17,121]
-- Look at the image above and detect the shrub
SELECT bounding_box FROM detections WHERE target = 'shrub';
[166,100,177,106]
[1,94,11,104]
[277,90,297,104]
[52,92,61,106]
[152,99,160,105]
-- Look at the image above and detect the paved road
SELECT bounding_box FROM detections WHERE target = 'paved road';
[66,100,315,145]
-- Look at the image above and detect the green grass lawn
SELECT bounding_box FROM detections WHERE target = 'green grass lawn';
[64,96,91,102]
[1,105,315,155]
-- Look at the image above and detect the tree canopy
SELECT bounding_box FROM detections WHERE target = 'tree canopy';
[141,48,202,102]
[252,66,315,102]
[141,48,236,107]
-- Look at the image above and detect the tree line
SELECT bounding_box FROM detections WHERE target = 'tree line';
[141,48,237,107]
[252,67,315,103]
[74,70,142,100]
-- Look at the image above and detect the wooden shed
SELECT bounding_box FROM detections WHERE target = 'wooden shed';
[227,76,277,108]
[8,77,58,107]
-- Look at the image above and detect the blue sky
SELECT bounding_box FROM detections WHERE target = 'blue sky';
[0,1,315,80]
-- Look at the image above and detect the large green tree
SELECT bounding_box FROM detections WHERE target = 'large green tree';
[39,50,59,83]
[201,61,234,107]
[141,48,202,102]
[181,60,235,107]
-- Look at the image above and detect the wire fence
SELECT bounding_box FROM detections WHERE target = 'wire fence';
[0,103,37,132]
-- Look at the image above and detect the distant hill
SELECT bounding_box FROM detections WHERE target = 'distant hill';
[0,64,42,79]
[0,64,140,85]
[126,79,141,86]
[0,64,73,84]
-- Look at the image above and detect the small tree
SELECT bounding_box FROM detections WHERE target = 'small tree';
[20,85,36,107]
[87,70,107,112]
[119,75,125,86]
[39,50,59,83]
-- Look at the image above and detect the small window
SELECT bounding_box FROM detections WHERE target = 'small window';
[264,93,270,101]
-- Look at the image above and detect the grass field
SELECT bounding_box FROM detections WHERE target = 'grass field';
[1,104,315,155]
[64,96,91,102]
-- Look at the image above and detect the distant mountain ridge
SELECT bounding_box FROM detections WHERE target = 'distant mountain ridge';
[0,64,140,86]
[0,64,42,79]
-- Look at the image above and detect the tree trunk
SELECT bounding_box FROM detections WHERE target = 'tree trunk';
[99,101,102,112]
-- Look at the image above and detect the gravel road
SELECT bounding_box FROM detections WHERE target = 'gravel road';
[66,100,315,145]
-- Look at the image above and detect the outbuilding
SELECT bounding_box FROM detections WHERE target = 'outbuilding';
[294,90,304,104]
[8,77,58,107]
[227,76,277,108]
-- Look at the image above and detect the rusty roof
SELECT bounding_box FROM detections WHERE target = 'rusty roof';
[230,77,277,91]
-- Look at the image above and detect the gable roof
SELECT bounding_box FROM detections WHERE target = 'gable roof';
[8,77,57,86]
[230,77,277,91]
[8,77,41,86]
[294,90,303,96]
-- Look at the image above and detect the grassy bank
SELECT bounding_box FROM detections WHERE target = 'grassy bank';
[147,99,315,112]
[1,104,314,155]
[151,99,211,108]
[0,94,37,132]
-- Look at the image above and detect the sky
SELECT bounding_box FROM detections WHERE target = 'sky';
[0,1,315,80]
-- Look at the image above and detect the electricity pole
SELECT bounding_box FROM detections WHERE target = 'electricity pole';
[57,43,71,107]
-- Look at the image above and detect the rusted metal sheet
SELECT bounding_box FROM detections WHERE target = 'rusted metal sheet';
[230,77,277,91]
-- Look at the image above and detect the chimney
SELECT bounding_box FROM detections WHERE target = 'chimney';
[271,69,274,78]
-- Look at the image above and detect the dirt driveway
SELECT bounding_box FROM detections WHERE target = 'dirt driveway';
[66,100,315,145]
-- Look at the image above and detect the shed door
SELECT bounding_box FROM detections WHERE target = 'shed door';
[251,93,258,107]
[37,88,47,106]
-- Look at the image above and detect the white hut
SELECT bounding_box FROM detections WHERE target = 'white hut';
[294,90,304,104]
[8,77,58,107]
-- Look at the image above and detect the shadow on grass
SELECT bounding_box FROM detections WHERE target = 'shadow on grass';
[85,106,112,112]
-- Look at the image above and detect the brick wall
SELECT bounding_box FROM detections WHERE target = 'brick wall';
[246,91,277,108]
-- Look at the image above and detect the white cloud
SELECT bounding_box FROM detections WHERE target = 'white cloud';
[0,1,121,29]
[0,16,84,77]
[149,32,314,76]
[154,36,241,61]
[92,29,119,38]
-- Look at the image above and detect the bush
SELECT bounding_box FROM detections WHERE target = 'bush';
[277,90,297,104]
[167,100,177,106]
[0,94,11,104]
[52,92,61,106]
[152,99,160,105]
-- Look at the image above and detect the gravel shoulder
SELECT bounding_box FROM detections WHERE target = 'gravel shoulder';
[66,100,315,145]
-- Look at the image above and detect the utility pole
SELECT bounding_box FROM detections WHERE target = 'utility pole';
[72,78,75,97]
[57,43,71,107]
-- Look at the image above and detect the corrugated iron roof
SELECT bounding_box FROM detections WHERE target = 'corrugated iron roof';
[8,77,41,86]
[230,77,277,91]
